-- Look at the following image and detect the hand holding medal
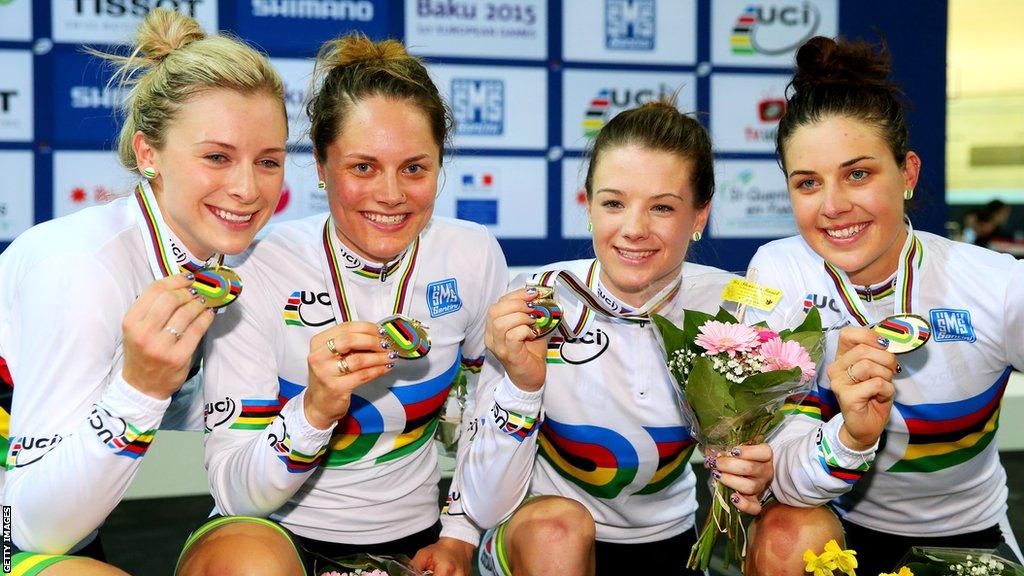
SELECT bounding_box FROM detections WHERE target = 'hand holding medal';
[190,265,243,309]
[483,286,553,393]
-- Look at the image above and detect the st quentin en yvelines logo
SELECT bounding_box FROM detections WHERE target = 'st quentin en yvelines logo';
[731,2,821,56]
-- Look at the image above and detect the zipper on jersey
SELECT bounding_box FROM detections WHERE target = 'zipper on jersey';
[634,321,649,400]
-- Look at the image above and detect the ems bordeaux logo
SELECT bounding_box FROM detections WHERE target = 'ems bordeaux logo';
[929,308,976,343]
[731,2,821,56]
[451,78,504,136]
[605,0,655,51]
[427,278,462,318]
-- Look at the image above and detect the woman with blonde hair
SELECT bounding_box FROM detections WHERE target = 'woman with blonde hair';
[175,34,507,576]
[0,8,287,574]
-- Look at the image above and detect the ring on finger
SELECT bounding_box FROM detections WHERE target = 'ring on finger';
[164,325,183,340]
[846,364,862,383]
[326,338,339,356]
[336,356,351,375]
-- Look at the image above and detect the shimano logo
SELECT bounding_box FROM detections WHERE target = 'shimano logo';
[71,86,118,109]
[251,0,374,20]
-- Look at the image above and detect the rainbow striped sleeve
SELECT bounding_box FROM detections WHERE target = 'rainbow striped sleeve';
[490,402,538,442]
[460,355,485,374]
[782,388,839,422]
[817,432,871,484]
[105,422,156,460]
[270,433,327,474]
[230,398,283,430]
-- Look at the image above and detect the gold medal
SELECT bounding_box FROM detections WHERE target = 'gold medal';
[873,313,931,354]
[528,285,562,338]
[379,314,431,359]
[192,265,243,309]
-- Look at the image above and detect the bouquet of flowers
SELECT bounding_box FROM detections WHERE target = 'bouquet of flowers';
[310,553,431,576]
[803,541,1024,576]
[894,547,1024,576]
[652,305,826,570]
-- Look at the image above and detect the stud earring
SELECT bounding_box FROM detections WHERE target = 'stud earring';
[317,180,326,190]
[587,221,593,232]
[142,167,157,179]
[692,230,702,242]
[903,188,914,200]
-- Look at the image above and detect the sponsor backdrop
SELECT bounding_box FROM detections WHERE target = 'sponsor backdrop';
[0,0,947,272]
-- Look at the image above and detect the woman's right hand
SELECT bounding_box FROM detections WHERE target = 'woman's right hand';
[484,287,548,392]
[122,273,215,400]
[826,327,899,451]
[303,321,395,430]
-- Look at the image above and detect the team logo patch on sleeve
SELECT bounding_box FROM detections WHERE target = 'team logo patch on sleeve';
[427,278,462,318]
[929,308,976,343]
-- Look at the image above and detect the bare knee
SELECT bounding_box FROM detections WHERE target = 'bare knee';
[39,558,130,576]
[746,503,843,576]
[176,522,304,576]
[505,497,596,576]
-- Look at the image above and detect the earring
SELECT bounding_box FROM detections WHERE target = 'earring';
[903,188,914,200]
[587,222,593,232]
[692,230,702,242]
[317,180,326,190]
[142,167,157,179]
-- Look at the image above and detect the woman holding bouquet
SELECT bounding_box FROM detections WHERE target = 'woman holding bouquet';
[175,34,507,576]
[457,101,776,575]
[0,9,287,574]
[745,37,1024,575]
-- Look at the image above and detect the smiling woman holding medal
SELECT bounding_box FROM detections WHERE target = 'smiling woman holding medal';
[0,8,286,575]
[176,34,508,576]
[456,101,776,576]
[743,37,1024,576]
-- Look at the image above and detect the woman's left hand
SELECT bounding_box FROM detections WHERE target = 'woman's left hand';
[708,443,774,515]
[410,537,475,576]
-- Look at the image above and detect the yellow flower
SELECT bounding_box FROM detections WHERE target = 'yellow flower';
[879,568,914,576]
[803,548,835,576]
[823,539,858,575]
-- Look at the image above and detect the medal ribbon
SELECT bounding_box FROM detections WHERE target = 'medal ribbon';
[132,182,220,280]
[321,218,420,324]
[538,259,682,338]
[822,220,924,326]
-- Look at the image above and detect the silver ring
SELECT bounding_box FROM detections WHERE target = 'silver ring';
[326,338,339,356]
[846,364,861,383]
[336,356,350,375]
[164,325,183,340]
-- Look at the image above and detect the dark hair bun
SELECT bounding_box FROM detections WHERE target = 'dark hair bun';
[792,36,895,94]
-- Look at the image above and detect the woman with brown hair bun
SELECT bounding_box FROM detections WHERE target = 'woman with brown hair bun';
[745,36,1023,575]
[176,34,508,576]
[0,8,287,574]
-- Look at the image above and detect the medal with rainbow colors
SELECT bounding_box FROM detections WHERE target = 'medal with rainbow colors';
[133,183,241,309]
[321,219,430,359]
[531,260,681,339]
[526,285,563,338]
[823,221,930,354]
[872,313,931,354]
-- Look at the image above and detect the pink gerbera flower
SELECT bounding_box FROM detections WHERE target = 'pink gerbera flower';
[695,321,760,357]
[759,337,816,383]
[756,328,779,343]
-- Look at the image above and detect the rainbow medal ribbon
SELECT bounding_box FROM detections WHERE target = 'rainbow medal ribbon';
[321,218,429,359]
[132,182,240,309]
[526,284,563,338]
[534,260,681,339]
[823,219,929,354]
[872,313,931,354]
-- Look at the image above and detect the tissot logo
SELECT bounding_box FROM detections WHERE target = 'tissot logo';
[605,0,655,51]
[0,90,15,113]
[556,329,610,364]
[74,0,203,17]
[452,79,504,136]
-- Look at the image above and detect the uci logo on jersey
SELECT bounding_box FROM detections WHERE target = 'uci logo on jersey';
[929,308,976,343]
[427,278,462,318]
[803,293,840,314]
[282,291,334,328]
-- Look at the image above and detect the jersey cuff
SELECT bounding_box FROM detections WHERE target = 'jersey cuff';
[493,374,543,415]
[281,390,334,452]
[822,415,878,467]
[439,514,481,547]
[100,372,172,431]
